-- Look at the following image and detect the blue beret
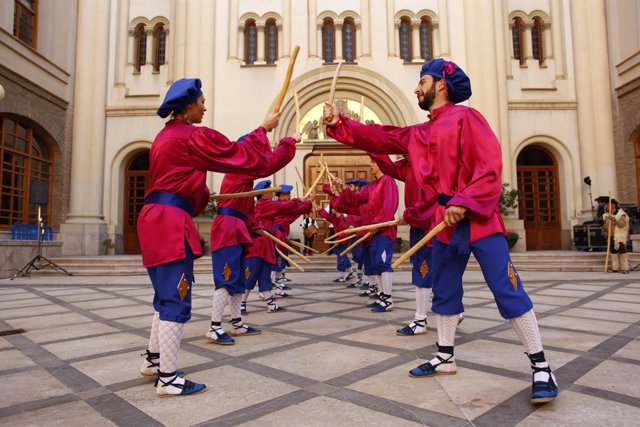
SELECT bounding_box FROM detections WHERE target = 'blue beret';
[345,179,358,185]
[254,180,271,191]
[278,184,293,194]
[420,59,472,104]
[157,78,203,118]
[237,134,249,142]
[357,180,369,187]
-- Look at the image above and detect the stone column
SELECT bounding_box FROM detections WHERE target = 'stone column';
[335,21,343,61]
[114,0,129,87]
[308,0,317,58]
[228,0,238,60]
[257,22,265,63]
[550,0,565,78]
[571,0,616,204]
[60,0,110,255]
[437,0,450,57]
[360,0,371,57]
[411,20,421,61]
[283,0,291,56]
[463,0,508,178]
[386,0,395,57]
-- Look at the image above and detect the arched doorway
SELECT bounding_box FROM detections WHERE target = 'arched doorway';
[516,146,561,250]
[123,151,149,254]
[304,148,371,252]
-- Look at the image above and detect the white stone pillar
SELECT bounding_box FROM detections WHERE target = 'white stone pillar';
[413,21,423,61]
[360,0,371,57]
[114,0,128,86]
[173,0,187,78]
[61,0,110,255]
[228,0,238,60]
[523,22,533,63]
[335,22,343,61]
[463,0,503,158]
[571,0,616,204]
[437,0,450,57]
[308,0,317,57]
[257,22,266,63]
[387,0,395,57]
[550,0,565,78]
[492,0,512,184]
[168,0,177,82]
[184,0,202,75]
[284,0,291,57]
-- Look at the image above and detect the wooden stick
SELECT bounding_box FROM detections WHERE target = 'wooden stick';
[339,232,372,256]
[604,191,613,273]
[288,239,319,254]
[359,95,365,122]
[328,62,343,104]
[325,162,337,180]
[295,182,299,198]
[324,234,355,245]
[276,247,304,272]
[320,245,336,255]
[328,219,399,240]
[294,166,309,193]
[260,229,311,263]
[392,221,446,269]
[211,187,282,200]
[273,45,300,113]
[303,164,326,199]
[293,82,301,133]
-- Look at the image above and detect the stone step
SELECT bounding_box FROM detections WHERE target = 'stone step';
[28,251,640,276]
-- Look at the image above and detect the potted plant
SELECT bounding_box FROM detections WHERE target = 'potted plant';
[500,183,521,249]
[506,231,520,249]
[499,183,520,216]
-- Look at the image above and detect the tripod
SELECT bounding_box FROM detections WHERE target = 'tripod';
[11,205,72,279]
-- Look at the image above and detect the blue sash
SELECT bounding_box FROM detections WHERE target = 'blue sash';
[438,194,470,256]
[144,191,194,216]
[217,207,247,221]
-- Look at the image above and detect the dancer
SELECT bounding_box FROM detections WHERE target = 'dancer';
[323,58,558,403]
[243,181,312,312]
[138,78,279,396]
[206,133,298,345]
[603,198,630,274]
[316,202,354,283]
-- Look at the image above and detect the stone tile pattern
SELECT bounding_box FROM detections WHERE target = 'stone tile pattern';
[0,272,639,426]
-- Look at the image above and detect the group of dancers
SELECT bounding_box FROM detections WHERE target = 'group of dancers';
[136,58,558,405]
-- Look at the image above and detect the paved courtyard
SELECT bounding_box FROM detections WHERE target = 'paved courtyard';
[0,268,639,426]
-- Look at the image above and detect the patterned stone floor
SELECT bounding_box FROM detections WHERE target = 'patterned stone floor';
[0,269,639,426]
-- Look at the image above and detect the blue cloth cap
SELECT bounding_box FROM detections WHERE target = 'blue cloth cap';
[237,134,249,142]
[278,184,293,194]
[345,179,358,185]
[357,180,369,187]
[254,180,271,191]
[157,78,203,118]
[419,59,472,104]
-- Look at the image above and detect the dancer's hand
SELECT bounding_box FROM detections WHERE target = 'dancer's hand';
[262,112,281,131]
[323,102,339,126]
[444,206,467,227]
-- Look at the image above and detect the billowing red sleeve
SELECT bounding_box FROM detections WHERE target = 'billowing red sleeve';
[369,153,406,182]
[372,176,399,224]
[447,110,502,219]
[327,115,410,154]
[187,126,272,172]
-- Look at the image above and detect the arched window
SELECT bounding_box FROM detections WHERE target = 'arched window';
[0,115,53,229]
[419,17,433,61]
[342,18,356,63]
[532,17,544,65]
[152,23,166,72]
[512,17,524,65]
[399,17,412,63]
[265,18,278,65]
[322,18,335,63]
[134,23,146,72]
[244,20,257,65]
